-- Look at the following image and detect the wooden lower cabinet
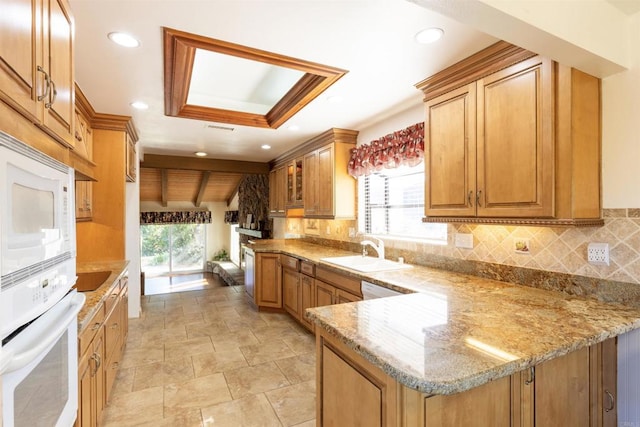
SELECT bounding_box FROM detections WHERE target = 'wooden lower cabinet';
[283,265,301,317]
[77,328,104,427]
[314,266,362,308]
[299,273,315,331]
[422,376,512,426]
[318,328,617,427]
[319,335,397,427]
[77,274,129,426]
[255,252,283,309]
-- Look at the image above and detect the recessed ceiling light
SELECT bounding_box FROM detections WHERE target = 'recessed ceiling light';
[288,125,300,131]
[130,101,148,110]
[108,32,140,48]
[261,145,271,150]
[415,27,444,44]
[194,151,207,157]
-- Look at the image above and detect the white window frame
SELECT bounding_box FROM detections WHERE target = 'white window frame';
[358,163,447,244]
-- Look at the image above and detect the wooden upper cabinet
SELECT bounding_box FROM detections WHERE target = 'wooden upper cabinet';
[269,166,286,217]
[418,41,602,226]
[425,83,477,217]
[477,57,554,218]
[0,0,42,121]
[302,129,357,219]
[286,158,303,208]
[42,0,75,147]
[316,143,334,216]
[0,0,75,147]
[303,149,319,216]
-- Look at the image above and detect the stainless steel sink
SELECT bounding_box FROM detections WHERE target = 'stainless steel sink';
[320,255,412,273]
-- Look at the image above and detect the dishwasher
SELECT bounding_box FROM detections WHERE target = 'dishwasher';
[361,281,404,300]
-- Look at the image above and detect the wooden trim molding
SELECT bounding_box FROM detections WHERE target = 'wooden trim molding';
[163,27,347,129]
[141,154,269,174]
[415,41,537,101]
[270,128,359,168]
[422,216,605,227]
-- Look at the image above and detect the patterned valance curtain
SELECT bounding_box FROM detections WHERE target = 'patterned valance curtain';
[140,211,212,225]
[347,122,424,177]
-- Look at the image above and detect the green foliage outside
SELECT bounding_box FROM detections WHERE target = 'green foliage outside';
[141,224,204,270]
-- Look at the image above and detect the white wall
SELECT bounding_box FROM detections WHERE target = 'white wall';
[602,12,640,208]
[125,145,141,318]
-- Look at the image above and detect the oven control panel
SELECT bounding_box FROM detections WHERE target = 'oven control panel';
[0,259,75,341]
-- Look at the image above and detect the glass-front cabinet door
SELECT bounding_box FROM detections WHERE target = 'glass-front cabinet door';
[287,158,303,207]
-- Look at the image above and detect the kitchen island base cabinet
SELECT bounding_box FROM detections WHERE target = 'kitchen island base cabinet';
[319,336,397,427]
[317,329,616,427]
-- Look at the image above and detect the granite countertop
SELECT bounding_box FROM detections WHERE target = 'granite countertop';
[76,260,129,332]
[249,239,640,395]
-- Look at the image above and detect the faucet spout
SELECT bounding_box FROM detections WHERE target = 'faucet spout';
[360,237,385,260]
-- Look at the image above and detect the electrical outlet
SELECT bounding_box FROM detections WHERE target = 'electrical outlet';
[454,233,474,249]
[325,225,331,235]
[587,242,610,266]
[348,227,356,238]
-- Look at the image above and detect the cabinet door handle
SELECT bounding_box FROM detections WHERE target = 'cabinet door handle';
[468,191,473,206]
[91,322,101,331]
[91,353,101,375]
[111,323,119,329]
[524,366,535,385]
[605,389,615,412]
[476,190,482,207]
[45,79,57,109]
[36,66,51,102]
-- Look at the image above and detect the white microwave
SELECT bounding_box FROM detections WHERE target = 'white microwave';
[0,132,76,277]
[0,131,77,338]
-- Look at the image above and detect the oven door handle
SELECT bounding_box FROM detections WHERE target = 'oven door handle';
[0,292,85,375]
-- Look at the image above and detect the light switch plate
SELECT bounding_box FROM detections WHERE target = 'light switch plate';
[455,233,474,249]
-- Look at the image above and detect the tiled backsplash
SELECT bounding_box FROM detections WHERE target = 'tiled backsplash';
[285,209,640,286]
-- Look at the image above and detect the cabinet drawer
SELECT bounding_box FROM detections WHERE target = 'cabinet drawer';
[104,280,121,315]
[104,303,121,361]
[316,266,361,297]
[104,335,123,403]
[300,261,315,277]
[79,304,105,355]
[281,255,299,271]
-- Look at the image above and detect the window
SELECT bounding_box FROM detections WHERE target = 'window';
[140,224,206,276]
[360,163,447,241]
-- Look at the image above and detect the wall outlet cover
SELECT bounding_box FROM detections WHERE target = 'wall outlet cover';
[514,238,531,254]
[587,242,610,266]
[455,233,474,249]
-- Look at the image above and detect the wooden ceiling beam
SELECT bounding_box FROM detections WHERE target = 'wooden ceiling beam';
[195,171,211,207]
[161,169,168,207]
[227,183,239,207]
[141,154,269,174]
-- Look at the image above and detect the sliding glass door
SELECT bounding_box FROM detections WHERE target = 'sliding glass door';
[141,224,205,276]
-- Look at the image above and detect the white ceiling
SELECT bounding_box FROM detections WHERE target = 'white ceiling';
[69,0,497,163]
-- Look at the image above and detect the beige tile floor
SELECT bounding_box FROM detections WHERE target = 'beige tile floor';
[102,276,316,427]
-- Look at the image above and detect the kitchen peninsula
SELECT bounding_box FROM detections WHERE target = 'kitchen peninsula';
[249,239,640,426]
